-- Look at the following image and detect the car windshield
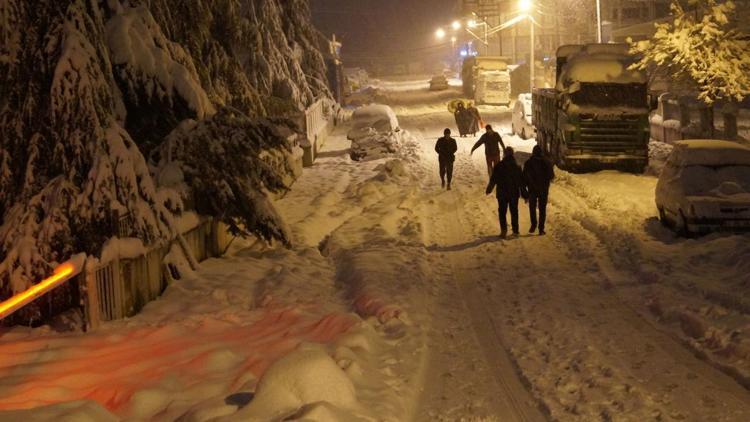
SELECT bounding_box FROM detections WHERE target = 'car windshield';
[680,165,750,196]
[571,82,647,108]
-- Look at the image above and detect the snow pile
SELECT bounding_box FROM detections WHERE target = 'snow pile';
[234,344,358,420]
[647,140,674,175]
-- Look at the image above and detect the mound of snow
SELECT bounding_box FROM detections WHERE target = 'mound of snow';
[236,344,357,420]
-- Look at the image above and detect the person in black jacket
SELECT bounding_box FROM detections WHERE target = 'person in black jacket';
[486,147,528,238]
[471,125,506,176]
[435,128,458,190]
[523,145,555,235]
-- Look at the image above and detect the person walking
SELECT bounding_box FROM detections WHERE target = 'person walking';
[486,147,527,238]
[471,125,506,176]
[435,128,458,190]
[523,145,555,235]
[454,102,471,137]
[466,102,483,136]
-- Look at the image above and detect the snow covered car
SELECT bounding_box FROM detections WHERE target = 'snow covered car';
[511,93,535,139]
[656,140,750,235]
[347,104,402,161]
[429,75,449,91]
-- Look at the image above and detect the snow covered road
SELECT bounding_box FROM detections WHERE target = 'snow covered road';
[1,79,750,421]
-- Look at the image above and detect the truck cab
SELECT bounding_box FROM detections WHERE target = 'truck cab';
[462,56,512,106]
[533,44,650,173]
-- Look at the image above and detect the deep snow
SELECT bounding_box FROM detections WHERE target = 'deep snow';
[1,77,750,421]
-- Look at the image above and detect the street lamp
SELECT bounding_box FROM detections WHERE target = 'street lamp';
[452,20,462,31]
[436,28,446,39]
[519,0,532,12]
[468,19,477,29]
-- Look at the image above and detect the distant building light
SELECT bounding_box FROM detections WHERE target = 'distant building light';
[460,50,468,57]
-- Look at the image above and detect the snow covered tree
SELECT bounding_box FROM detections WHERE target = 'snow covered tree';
[630,0,749,137]
[155,108,296,246]
[0,0,332,321]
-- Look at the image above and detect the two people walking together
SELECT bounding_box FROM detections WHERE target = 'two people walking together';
[486,145,554,238]
[435,125,554,238]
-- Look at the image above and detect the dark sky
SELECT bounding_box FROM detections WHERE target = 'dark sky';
[311,0,458,61]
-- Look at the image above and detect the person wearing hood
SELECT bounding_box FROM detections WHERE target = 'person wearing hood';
[523,145,555,235]
[435,128,458,190]
[486,147,528,238]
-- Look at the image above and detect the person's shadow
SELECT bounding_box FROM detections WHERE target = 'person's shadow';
[427,235,500,252]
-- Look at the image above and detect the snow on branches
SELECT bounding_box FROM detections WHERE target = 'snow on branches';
[156,109,295,246]
[630,0,750,104]
[1,0,331,302]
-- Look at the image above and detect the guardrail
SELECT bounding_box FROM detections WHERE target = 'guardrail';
[0,254,86,321]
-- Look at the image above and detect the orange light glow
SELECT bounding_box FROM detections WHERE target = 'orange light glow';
[0,263,76,320]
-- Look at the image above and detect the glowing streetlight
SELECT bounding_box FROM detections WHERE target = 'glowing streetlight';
[451,36,457,43]
[519,0,532,13]
[468,19,477,29]
[452,20,462,30]
[519,0,534,89]
[436,28,446,39]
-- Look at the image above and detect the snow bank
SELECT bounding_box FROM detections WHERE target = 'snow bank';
[234,344,358,420]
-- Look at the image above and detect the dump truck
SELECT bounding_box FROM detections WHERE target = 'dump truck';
[462,56,511,106]
[532,44,650,173]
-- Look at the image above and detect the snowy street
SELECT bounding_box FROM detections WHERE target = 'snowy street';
[2,79,750,421]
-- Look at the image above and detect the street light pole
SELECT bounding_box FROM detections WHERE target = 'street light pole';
[596,0,602,43]
[530,15,534,90]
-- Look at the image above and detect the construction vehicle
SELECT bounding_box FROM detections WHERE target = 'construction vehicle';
[462,56,511,106]
[532,44,650,173]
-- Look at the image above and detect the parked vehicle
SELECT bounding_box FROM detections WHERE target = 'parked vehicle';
[656,140,750,236]
[511,93,535,139]
[532,44,650,173]
[429,75,449,91]
[462,56,511,106]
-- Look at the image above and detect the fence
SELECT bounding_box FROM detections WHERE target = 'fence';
[302,98,331,166]
[83,218,232,329]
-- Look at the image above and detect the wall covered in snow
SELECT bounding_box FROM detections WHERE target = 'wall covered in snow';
[0,0,331,317]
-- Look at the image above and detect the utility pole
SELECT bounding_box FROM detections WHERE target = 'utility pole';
[596,0,602,43]
[530,16,535,90]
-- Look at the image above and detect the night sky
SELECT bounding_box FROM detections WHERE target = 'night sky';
[311,0,458,61]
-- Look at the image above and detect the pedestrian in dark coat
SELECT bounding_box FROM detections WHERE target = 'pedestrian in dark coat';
[435,128,458,190]
[523,145,555,235]
[454,102,472,137]
[486,147,528,238]
[471,125,506,176]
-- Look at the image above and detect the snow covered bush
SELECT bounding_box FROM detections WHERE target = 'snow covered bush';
[155,108,295,246]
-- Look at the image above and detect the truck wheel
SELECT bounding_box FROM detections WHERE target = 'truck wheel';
[658,207,669,227]
[677,210,690,237]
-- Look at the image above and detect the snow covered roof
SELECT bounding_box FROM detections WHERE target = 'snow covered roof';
[670,140,750,167]
[560,53,647,87]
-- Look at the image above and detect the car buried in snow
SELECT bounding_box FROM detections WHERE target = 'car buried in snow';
[656,140,750,236]
[511,93,535,140]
